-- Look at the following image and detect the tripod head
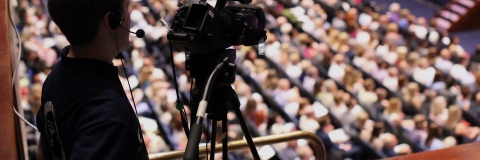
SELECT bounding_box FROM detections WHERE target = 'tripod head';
[186,49,237,115]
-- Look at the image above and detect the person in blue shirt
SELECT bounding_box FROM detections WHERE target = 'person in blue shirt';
[420,123,444,151]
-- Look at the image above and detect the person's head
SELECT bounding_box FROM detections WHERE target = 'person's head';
[445,105,463,130]
[406,82,419,95]
[425,89,437,101]
[322,79,337,92]
[418,58,430,69]
[387,23,399,33]
[297,146,313,160]
[454,123,469,136]
[254,59,267,73]
[356,111,369,128]
[382,133,398,149]
[445,76,457,88]
[476,92,480,103]
[474,71,480,86]
[430,96,447,115]
[244,96,257,114]
[387,97,402,114]
[364,78,376,91]
[400,8,410,18]
[433,69,444,82]
[413,114,427,130]
[371,122,385,141]
[460,86,471,99]
[398,74,409,88]
[332,53,345,65]
[396,46,408,61]
[451,36,460,45]
[440,48,452,60]
[377,59,388,69]
[306,66,318,77]
[443,136,457,148]
[427,123,442,141]
[389,2,401,13]
[333,91,345,105]
[407,52,420,65]
[278,78,290,91]
[313,78,324,95]
[264,69,279,89]
[388,66,399,77]
[49,0,131,59]
[426,47,438,62]
[375,88,387,100]
[289,52,301,64]
[476,44,480,56]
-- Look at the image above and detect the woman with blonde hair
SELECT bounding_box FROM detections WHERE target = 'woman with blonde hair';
[331,32,349,52]
[344,70,363,94]
[263,69,279,95]
[429,96,449,126]
[252,59,269,83]
[358,78,377,104]
[384,98,403,121]
[403,82,420,103]
[327,28,341,45]
[444,105,463,130]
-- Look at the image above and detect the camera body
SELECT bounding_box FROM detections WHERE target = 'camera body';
[167,0,266,54]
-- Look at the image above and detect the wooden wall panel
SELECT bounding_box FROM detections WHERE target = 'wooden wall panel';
[0,0,19,159]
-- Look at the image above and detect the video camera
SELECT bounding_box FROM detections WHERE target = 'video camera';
[167,0,267,54]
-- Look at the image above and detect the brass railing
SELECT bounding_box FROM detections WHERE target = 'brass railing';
[149,131,326,160]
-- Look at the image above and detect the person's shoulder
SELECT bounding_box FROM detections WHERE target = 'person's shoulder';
[75,92,133,125]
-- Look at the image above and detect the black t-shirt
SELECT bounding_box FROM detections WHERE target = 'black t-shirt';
[36,46,149,160]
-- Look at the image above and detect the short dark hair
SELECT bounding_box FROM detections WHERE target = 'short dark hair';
[48,0,124,45]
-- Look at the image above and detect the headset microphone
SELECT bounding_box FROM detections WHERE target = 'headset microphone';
[120,26,145,38]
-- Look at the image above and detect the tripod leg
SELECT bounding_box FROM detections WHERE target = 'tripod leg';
[222,114,228,160]
[210,120,217,160]
[233,107,261,160]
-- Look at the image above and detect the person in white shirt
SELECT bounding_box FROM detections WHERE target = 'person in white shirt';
[449,57,469,82]
[434,49,453,74]
[383,67,399,91]
[328,54,346,82]
[429,96,449,126]
[331,91,348,119]
[413,58,436,86]
[286,53,303,79]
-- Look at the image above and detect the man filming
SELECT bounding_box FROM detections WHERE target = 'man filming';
[36,0,149,159]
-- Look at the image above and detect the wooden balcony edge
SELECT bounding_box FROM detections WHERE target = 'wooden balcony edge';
[384,142,480,160]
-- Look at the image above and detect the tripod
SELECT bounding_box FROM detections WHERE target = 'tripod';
[184,49,260,160]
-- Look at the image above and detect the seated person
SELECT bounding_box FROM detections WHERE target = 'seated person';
[328,129,362,160]
[404,114,428,146]
[454,122,480,144]
[420,123,444,151]
[380,133,412,157]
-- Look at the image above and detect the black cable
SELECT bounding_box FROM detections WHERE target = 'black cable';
[169,40,190,136]
[114,31,138,117]
[168,40,182,103]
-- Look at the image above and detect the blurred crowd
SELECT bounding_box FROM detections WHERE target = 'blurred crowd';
[12,0,480,159]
